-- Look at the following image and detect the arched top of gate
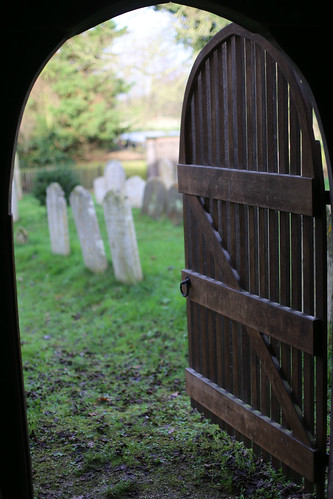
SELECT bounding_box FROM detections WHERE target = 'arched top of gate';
[179,23,325,190]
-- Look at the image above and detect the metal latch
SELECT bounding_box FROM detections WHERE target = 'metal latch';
[180,277,191,297]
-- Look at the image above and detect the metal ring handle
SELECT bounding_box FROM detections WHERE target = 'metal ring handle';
[180,277,191,297]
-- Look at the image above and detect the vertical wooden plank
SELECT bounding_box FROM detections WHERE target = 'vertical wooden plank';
[226,14,240,394]
[218,43,226,169]
[210,48,219,168]
[205,56,218,386]
[289,95,303,417]
[313,140,327,496]
[190,199,201,374]
[196,71,205,165]
[195,60,209,381]
[224,38,240,403]
[245,39,257,170]
[245,38,260,414]
[277,67,291,434]
[222,40,230,169]
[266,53,281,430]
[255,42,267,172]
[183,197,194,374]
[203,58,213,166]
[227,37,235,169]
[189,97,197,165]
[301,112,315,478]
[234,35,250,407]
[255,43,270,427]
[302,216,314,433]
[198,224,208,378]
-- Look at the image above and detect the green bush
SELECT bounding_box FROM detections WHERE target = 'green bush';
[18,130,73,169]
[32,166,79,205]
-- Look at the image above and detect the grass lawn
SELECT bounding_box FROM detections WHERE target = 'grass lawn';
[14,194,305,498]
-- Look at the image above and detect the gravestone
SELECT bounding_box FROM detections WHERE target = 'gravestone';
[46,183,70,255]
[166,184,183,225]
[93,176,107,204]
[141,177,167,220]
[14,153,23,200]
[125,176,146,208]
[158,158,177,189]
[70,185,107,273]
[104,160,126,194]
[15,226,29,245]
[146,135,180,178]
[11,177,19,222]
[103,191,142,284]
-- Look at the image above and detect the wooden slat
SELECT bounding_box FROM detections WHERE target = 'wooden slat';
[182,269,321,355]
[178,164,316,215]
[186,368,320,482]
[277,65,292,434]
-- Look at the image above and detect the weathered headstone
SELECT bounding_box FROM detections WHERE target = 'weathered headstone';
[14,153,23,200]
[15,226,29,245]
[70,185,107,273]
[46,183,70,255]
[104,160,126,194]
[166,184,183,225]
[11,177,19,222]
[146,135,180,178]
[158,158,177,189]
[141,177,167,220]
[103,191,142,284]
[125,176,146,208]
[93,176,107,204]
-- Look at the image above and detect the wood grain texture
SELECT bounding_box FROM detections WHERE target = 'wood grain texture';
[179,23,327,492]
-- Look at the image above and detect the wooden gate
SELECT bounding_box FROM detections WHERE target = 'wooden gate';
[178,23,328,492]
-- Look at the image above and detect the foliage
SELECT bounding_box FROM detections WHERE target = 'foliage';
[14,194,306,498]
[19,129,73,168]
[154,4,230,54]
[18,21,130,167]
[32,166,79,205]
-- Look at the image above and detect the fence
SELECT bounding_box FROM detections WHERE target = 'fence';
[21,164,104,193]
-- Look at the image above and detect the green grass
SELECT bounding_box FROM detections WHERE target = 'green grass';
[14,194,305,498]
[121,160,147,179]
[73,159,148,179]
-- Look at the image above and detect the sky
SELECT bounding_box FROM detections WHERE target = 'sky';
[113,6,174,38]
[111,6,193,100]
[112,6,192,66]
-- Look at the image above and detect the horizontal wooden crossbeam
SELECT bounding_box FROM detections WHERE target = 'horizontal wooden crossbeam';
[186,368,320,482]
[178,163,317,215]
[182,269,322,355]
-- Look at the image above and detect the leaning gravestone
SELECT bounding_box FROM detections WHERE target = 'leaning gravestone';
[141,177,167,220]
[125,176,146,208]
[158,158,177,189]
[70,185,107,273]
[46,183,70,255]
[104,160,126,194]
[166,183,183,225]
[103,191,143,284]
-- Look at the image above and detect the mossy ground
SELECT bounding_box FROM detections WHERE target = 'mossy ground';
[15,194,306,498]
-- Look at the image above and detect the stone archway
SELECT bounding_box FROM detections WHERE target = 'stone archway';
[1,2,332,497]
